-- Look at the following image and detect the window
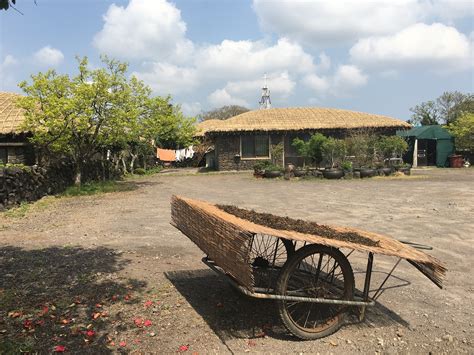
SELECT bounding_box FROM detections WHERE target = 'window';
[241,135,269,158]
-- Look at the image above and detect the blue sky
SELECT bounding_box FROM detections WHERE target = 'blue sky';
[1,0,473,121]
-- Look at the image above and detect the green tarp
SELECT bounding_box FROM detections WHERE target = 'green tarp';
[397,125,454,167]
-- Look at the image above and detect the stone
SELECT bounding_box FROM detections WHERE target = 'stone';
[442,335,453,343]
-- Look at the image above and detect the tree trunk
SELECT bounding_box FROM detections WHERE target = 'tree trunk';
[74,162,82,187]
[130,153,138,174]
[121,156,127,172]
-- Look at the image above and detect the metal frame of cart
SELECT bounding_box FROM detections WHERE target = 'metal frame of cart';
[171,195,446,340]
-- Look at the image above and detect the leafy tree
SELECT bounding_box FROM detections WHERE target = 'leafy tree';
[409,101,440,126]
[0,0,15,10]
[375,136,408,160]
[321,137,346,168]
[447,112,474,152]
[345,129,377,167]
[292,133,328,167]
[19,56,147,186]
[409,92,473,125]
[199,105,249,121]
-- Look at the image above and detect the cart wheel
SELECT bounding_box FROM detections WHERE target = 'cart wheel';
[250,236,295,289]
[276,244,354,340]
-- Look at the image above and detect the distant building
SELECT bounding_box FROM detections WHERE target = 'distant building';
[196,107,411,171]
[0,92,35,165]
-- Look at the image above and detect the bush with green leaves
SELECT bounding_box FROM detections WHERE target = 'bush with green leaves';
[253,160,272,173]
[345,131,378,167]
[447,112,474,152]
[321,137,346,168]
[292,133,328,167]
[375,136,409,161]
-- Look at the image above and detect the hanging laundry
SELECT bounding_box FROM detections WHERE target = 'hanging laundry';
[157,148,176,162]
[176,148,187,162]
[185,145,195,159]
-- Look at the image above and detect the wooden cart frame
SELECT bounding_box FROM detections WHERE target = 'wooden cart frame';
[171,195,446,340]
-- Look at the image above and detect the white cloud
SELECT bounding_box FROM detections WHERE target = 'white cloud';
[333,65,368,89]
[93,0,193,62]
[180,102,202,117]
[253,0,425,45]
[350,23,473,71]
[0,55,18,90]
[208,89,249,107]
[132,62,198,95]
[425,0,474,21]
[302,74,330,94]
[33,46,64,67]
[302,65,368,97]
[194,38,315,80]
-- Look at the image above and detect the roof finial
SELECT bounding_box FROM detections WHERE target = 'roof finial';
[259,73,271,109]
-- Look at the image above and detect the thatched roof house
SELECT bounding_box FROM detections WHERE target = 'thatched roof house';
[0,92,34,165]
[197,107,410,170]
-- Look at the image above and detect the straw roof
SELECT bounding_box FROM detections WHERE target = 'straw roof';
[196,107,411,136]
[0,92,27,134]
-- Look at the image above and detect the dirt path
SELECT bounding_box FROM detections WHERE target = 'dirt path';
[0,169,473,353]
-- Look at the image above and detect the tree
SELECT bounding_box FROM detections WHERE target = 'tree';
[321,138,346,168]
[292,133,328,167]
[447,112,474,152]
[199,105,249,121]
[409,101,440,126]
[409,91,473,125]
[19,56,147,186]
[436,91,470,125]
[375,136,408,160]
[0,0,15,10]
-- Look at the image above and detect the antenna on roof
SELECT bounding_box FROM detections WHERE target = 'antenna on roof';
[259,73,271,109]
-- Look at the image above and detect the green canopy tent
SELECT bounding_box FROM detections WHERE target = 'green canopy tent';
[397,125,454,167]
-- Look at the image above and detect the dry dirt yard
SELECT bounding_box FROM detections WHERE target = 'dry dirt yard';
[0,168,473,354]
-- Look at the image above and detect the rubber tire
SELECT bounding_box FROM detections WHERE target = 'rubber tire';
[276,244,354,340]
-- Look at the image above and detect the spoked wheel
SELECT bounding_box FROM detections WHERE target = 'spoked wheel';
[249,235,295,289]
[276,244,354,339]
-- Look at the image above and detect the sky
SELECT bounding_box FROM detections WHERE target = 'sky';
[0,0,473,121]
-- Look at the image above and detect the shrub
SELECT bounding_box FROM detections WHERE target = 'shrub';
[375,136,409,160]
[322,137,346,168]
[292,133,328,166]
[253,160,272,173]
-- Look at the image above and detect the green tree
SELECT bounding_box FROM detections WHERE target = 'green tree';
[18,56,147,186]
[0,0,15,10]
[198,105,249,121]
[292,133,328,167]
[375,136,408,160]
[409,101,440,126]
[447,112,474,152]
[321,138,346,168]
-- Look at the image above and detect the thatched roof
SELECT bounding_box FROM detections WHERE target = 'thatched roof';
[0,92,26,135]
[196,107,411,136]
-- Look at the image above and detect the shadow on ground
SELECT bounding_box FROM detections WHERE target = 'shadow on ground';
[166,268,410,343]
[0,246,146,353]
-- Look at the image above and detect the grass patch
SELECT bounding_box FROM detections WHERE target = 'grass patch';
[62,180,134,197]
[4,196,57,218]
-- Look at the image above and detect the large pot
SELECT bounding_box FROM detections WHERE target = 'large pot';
[360,168,377,178]
[378,167,392,176]
[264,170,282,178]
[293,169,307,177]
[398,167,411,176]
[322,168,344,179]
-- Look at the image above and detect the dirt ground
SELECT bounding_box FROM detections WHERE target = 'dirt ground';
[0,168,473,354]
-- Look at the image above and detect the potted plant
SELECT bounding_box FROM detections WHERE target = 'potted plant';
[375,135,408,175]
[264,163,284,178]
[253,161,271,178]
[321,137,346,179]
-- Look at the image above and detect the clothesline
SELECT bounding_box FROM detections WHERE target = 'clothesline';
[156,146,194,162]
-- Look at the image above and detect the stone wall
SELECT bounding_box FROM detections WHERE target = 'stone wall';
[0,163,75,211]
[215,134,284,171]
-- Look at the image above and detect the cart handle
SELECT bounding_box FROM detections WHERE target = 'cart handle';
[398,240,433,250]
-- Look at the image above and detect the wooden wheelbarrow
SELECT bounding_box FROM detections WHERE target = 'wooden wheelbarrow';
[170,195,446,340]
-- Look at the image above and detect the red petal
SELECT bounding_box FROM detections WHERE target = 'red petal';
[86,330,96,337]
[134,318,143,327]
[119,341,126,347]
[144,301,153,307]
[143,320,152,327]
[178,345,189,352]
[54,345,66,352]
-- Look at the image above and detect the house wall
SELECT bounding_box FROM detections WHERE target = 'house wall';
[0,134,35,165]
[213,127,401,171]
[214,134,284,171]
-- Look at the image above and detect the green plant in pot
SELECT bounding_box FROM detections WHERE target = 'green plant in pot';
[292,133,328,168]
[321,138,346,179]
[264,162,284,178]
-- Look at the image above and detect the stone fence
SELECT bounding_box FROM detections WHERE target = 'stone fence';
[0,164,75,211]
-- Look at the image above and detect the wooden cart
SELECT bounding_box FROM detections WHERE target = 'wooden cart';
[171,195,446,340]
